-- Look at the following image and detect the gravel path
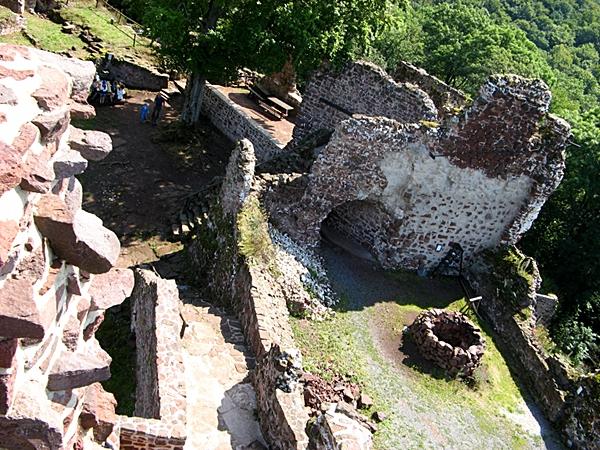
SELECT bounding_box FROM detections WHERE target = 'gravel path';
[319,240,565,450]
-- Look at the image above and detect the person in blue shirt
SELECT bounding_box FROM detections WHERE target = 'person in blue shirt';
[151,93,165,126]
[140,103,150,123]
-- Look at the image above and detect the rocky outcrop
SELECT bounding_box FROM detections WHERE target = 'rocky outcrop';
[0,44,132,449]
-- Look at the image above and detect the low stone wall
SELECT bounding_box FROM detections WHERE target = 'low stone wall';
[409,309,485,376]
[121,269,186,449]
[0,44,132,449]
[200,83,285,162]
[101,55,169,91]
[118,416,185,450]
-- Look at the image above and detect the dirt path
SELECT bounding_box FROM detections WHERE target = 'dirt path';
[318,241,565,450]
[77,89,232,267]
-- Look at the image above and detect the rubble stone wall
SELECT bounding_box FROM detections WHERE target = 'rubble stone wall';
[118,416,186,450]
[201,83,285,162]
[287,75,570,272]
[125,269,186,447]
[467,255,598,448]
[392,61,467,114]
[0,44,132,449]
[101,56,169,91]
[290,61,438,146]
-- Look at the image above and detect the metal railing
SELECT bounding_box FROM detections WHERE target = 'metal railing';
[95,0,145,47]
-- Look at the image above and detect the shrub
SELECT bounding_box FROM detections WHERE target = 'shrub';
[236,196,278,272]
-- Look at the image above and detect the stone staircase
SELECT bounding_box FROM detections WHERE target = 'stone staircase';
[178,287,267,450]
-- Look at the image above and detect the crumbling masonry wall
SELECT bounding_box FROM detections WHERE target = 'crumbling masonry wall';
[287,75,570,271]
[0,44,133,449]
[118,269,187,450]
[289,61,438,147]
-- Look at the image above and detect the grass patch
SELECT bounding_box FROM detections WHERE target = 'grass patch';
[23,12,87,55]
[292,270,543,449]
[96,298,136,415]
[0,31,31,46]
[237,196,278,274]
[60,0,154,60]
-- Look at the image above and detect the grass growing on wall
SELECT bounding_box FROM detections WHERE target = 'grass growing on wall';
[237,196,278,273]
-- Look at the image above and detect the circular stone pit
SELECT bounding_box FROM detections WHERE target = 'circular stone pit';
[408,309,485,377]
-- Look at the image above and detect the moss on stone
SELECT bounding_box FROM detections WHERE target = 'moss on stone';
[487,245,538,312]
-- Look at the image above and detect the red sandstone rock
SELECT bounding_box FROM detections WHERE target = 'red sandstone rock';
[12,123,39,154]
[32,107,70,143]
[76,296,91,322]
[34,195,120,274]
[79,382,117,442]
[0,142,24,196]
[0,65,34,80]
[0,219,19,268]
[0,278,48,339]
[0,112,6,123]
[68,100,95,120]
[20,145,55,193]
[0,85,17,105]
[47,341,111,391]
[83,313,104,341]
[68,127,112,161]
[89,268,134,310]
[0,338,18,368]
[0,369,16,414]
[62,315,81,351]
[53,148,88,179]
[13,243,46,283]
[33,66,70,111]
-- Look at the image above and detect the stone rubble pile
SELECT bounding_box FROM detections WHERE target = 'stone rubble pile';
[408,309,485,377]
[0,44,133,449]
[270,227,337,311]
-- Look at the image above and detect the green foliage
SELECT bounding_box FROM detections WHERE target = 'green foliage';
[236,196,277,272]
[553,319,598,366]
[487,246,537,312]
[141,0,394,83]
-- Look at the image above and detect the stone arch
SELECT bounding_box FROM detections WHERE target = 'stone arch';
[319,199,403,266]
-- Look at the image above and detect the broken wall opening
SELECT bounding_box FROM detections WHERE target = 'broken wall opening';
[320,199,400,263]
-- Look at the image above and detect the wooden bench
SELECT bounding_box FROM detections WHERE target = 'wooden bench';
[247,85,293,120]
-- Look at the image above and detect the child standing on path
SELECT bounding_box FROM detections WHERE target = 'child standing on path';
[140,103,150,123]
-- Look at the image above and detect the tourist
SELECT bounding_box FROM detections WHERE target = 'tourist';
[140,103,150,123]
[99,79,109,105]
[89,78,101,102]
[115,84,126,103]
[151,93,165,126]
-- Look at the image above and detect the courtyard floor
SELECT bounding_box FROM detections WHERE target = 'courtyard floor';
[292,240,565,450]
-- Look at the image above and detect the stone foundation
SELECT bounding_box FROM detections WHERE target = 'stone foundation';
[0,44,131,449]
[201,83,285,162]
[409,309,485,376]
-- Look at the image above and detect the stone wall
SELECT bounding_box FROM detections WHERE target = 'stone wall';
[201,83,285,162]
[467,251,598,448]
[120,269,186,449]
[0,0,23,14]
[289,61,437,147]
[100,55,169,91]
[285,75,570,272]
[0,44,132,449]
[392,60,467,115]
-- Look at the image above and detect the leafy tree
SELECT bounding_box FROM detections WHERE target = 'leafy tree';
[142,0,395,123]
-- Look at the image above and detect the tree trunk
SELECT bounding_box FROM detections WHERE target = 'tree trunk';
[181,73,206,125]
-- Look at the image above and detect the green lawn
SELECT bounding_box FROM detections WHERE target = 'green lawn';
[291,269,556,449]
[24,12,88,55]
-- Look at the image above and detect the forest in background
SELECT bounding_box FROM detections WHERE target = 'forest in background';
[110,0,599,367]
